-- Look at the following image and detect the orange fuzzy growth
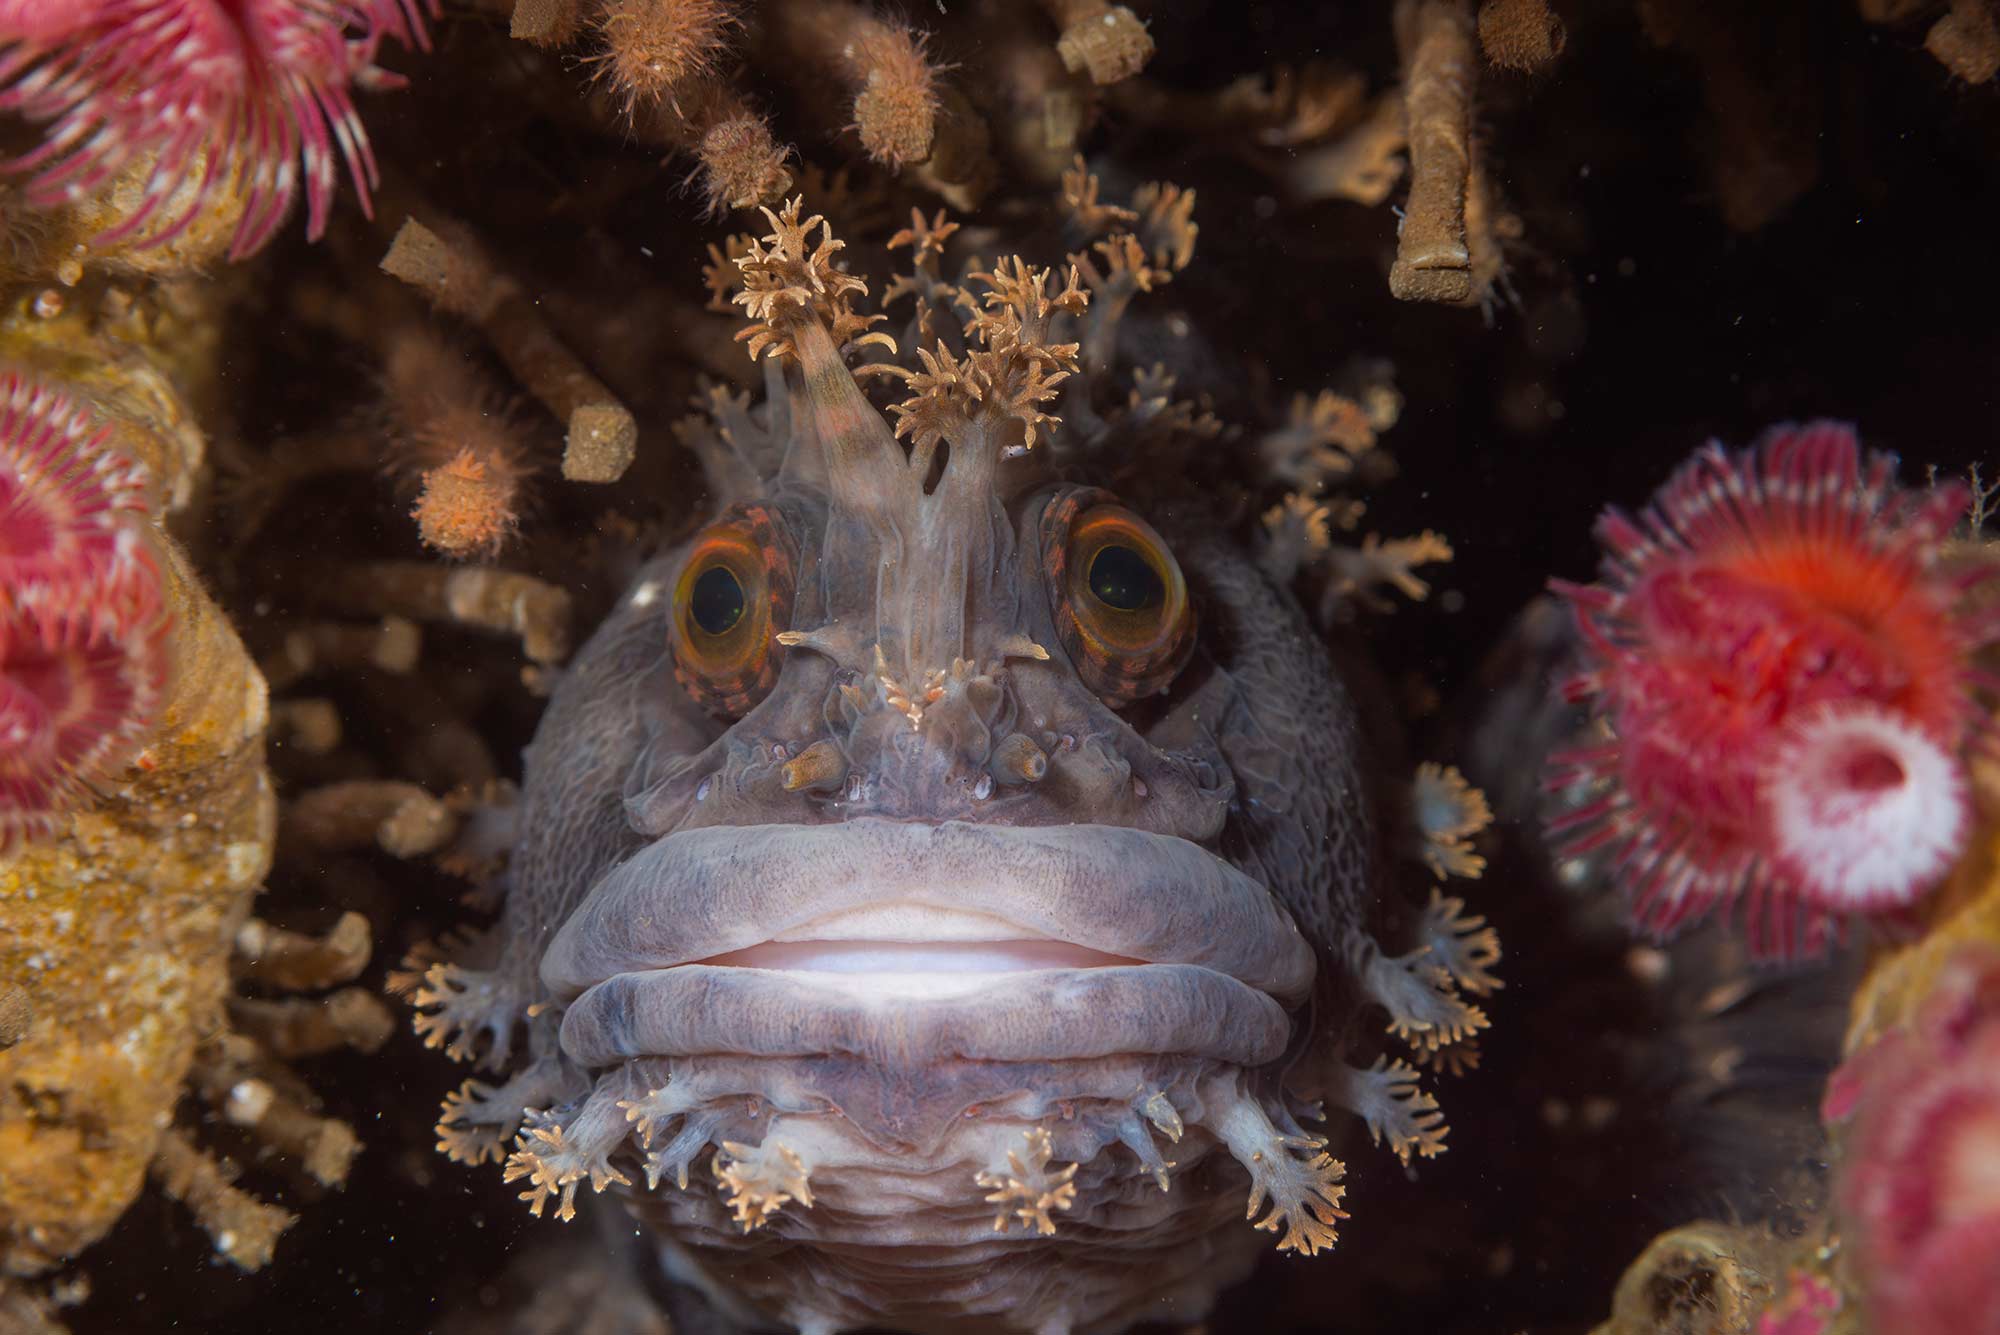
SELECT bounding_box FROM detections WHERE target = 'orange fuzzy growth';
[594,0,738,115]
[851,24,939,168]
[412,448,519,560]
[765,2,941,169]
[381,331,531,560]
[675,79,793,213]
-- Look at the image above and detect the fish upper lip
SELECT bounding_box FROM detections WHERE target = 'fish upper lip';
[539,817,1317,1007]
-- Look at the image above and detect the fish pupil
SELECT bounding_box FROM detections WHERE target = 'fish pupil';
[1089,544,1163,612]
[691,565,746,636]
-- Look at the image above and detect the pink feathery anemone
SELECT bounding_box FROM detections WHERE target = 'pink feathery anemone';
[0,368,152,612]
[0,0,437,260]
[1825,947,2000,1335]
[0,367,169,848]
[1546,421,2000,960]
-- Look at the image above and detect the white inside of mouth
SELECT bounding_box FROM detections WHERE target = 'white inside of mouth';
[692,903,1143,978]
[699,939,1138,973]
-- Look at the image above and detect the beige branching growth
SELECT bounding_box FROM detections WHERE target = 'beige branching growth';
[503,1082,640,1223]
[1412,762,1493,880]
[702,234,755,313]
[883,207,963,348]
[975,1128,1079,1235]
[409,960,511,1063]
[1109,365,1225,474]
[1067,173,1195,366]
[887,207,961,272]
[1261,493,1340,583]
[1422,888,1504,998]
[1214,1100,1349,1256]
[872,257,1088,458]
[1390,0,1478,303]
[1060,155,1137,235]
[714,1138,814,1232]
[1040,0,1155,85]
[1326,530,1455,609]
[1258,389,1379,492]
[1339,1057,1449,1164]
[1285,92,1409,206]
[150,1130,297,1270]
[382,219,639,484]
[506,1125,591,1222]
[437,1080,513,1166]
[1366,937,1491,1070]
[733,198,888,360]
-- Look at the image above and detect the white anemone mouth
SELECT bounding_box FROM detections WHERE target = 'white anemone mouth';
[1764,701,1969,911]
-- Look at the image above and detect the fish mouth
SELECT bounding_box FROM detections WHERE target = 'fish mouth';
[542,818,1316,1071]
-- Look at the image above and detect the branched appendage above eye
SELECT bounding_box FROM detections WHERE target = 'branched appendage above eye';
[870,256,1090,458]
[733,197,894,360]
[974,1128,1079,1236]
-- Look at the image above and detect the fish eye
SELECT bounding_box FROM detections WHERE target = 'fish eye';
[689,565,747,636]
[670,505,795,717]
[1087,543,1165,612]
[1041,490,1195,707]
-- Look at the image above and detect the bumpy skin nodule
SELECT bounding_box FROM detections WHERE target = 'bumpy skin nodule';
[411,199,1489,1335]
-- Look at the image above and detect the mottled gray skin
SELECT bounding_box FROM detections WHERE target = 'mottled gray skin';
[415,221,1484,1335]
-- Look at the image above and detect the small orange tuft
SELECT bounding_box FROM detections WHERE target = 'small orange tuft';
[411,448,519,561]
[380,329,533,561]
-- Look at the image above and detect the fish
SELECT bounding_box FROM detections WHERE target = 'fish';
[408,188,1495,1335]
